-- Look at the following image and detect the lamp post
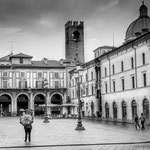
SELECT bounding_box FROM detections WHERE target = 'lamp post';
[43,79,49,123]
[74,64,85,130]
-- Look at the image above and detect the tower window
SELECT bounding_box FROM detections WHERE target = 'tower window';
[105,83,108,93]
[72,30,80,42]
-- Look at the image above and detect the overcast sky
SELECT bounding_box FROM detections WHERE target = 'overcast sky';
[0,0,149,62]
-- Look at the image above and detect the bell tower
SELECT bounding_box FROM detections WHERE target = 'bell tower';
[65,21,84,63]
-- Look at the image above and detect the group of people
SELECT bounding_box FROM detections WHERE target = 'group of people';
[20,110,34,142]
[134,113,146,130]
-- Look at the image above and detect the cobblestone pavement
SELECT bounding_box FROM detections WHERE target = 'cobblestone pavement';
[0,117,150,150]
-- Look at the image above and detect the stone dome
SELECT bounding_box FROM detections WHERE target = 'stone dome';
[125,2,150,41]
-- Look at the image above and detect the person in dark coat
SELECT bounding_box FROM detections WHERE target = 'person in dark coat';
[20,110,34,142]
[134,113,140,130]
[140,113,146,130]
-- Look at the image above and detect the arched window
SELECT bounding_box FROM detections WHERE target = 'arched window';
[132,100,137,120]
[143,99,149,119]
[113,102,117,119]
[105,103,109,118]
[122,101,127,120]
[105,67,107,77]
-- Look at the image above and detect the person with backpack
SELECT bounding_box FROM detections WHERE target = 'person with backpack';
[140,113,146,130]
[20,109,34,142]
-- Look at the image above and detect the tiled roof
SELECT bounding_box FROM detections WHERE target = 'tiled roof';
[11,60,65,68]
[31,60,64,68]
[10,53,33,58]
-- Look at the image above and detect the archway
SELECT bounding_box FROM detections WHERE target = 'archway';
[105,103,109,118]
[143,99,149,120]
[132,100,137,120]
[34,94,45,116]
[0,94,11,116]
[17,94,29,115]
[113,102,117,119]
[51,93,63,115]
[122,101,127,120]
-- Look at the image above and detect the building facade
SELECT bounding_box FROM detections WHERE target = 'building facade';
[0,53,76,116]
[69,2,150,123]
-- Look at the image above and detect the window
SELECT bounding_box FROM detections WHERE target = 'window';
[3,72,8,77]
[121,61,124,72]
[55,81,59,88]
[37,72,42,78]
[86,87,88,96]
[36,81,43,88]
[131,57,134,68]
[20,72,25,77]
[122,78,125,91]
[3,80,8,88]
[112,65,115,74]
[86,74,88,82]
[20,58,23,64]
[19,81,27,88]
[142,53,145,65]
[91,85,94,95]
[54,72,59,78]
[143,73,147,87]
[91,71,93,80]
[105,83,107,93]
[132,76,135,89]
[113,81,115,92]
[105,67,107,76]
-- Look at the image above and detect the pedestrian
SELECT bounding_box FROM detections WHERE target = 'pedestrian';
[134,113,140,130]
[140,113,146,130]
[20,109,34,142]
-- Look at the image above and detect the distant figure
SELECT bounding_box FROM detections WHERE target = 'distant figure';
[20,110,34,142]
[140,113,146,130]
[134,114,140,130]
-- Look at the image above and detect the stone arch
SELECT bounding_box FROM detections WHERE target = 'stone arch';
[122,101,127,120]
[143,98,149,119]
[50,92,64,115]
[16,93,29,115]
[112,101,117,119]
[105,102,109,118]
[0,93,12,116]
[33,93,45,116]
[131,100,137,120]
[50,92,64,104]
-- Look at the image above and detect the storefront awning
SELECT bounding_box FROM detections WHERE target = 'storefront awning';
[39,103,77,107]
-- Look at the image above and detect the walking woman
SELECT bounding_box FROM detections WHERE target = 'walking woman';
[20,110,34,142]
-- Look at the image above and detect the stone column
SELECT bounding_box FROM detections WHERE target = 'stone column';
[12,92,17,116]
[47,92,51,116]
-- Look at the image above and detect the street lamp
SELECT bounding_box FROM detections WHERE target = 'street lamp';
[43,79,49,123]
[74,64,85,130]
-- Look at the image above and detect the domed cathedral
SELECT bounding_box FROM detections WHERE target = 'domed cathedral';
[125,1,150,41]
[65,21,84,64]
